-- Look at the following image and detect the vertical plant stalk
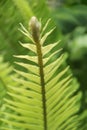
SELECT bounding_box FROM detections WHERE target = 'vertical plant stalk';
[36,42,47,130]
[29,16,47,130]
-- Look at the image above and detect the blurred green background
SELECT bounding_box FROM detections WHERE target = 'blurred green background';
[0,0,87,127]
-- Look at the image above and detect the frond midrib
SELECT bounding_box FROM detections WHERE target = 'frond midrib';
[36,40,47,130]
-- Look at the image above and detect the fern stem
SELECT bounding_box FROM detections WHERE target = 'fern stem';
[36,42,47,130]
[29,16,47,129]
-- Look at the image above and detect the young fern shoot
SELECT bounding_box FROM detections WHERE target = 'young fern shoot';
[1,16,81,130]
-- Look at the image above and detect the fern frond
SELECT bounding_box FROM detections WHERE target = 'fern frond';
[1,17,81,130]
[78,110,87,130]
[0,56,16,128]
[0,56,12,106]
[12,0,33,21]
